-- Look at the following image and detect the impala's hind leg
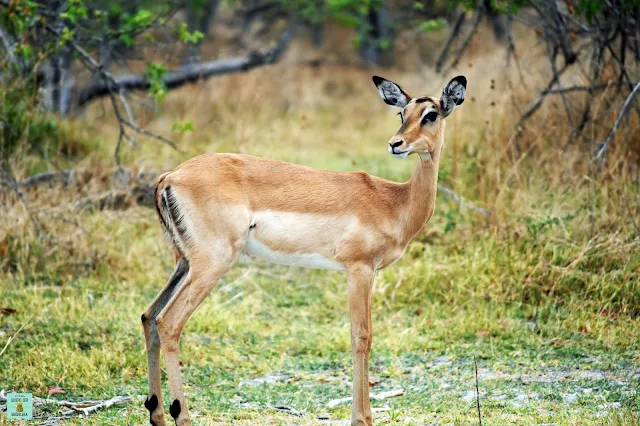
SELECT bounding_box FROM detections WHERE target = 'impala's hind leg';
[142,257,189,426]
[156,243,239,426]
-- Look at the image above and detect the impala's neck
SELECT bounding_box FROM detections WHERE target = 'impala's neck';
[401,137,443,243]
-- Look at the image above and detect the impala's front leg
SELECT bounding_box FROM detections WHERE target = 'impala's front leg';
[346,264,375,426]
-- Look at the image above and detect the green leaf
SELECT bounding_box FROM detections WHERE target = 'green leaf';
[60,26,74,43]
[120,34,134,47]
[15,43,33,59]
[145,62,168,102]
[418,18,447,32]
[177,23,205,44]
[171,121,195,133]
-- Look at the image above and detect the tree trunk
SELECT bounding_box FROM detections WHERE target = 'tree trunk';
[184,0,220,64]
[484,0,506,41]
[42,57,60,113]
[358,2,390,66]
[59,47,73,116]
[312,23,324,47]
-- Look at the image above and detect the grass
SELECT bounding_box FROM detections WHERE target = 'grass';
[1,33,640,425]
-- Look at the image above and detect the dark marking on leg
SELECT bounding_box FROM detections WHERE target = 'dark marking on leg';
[141,313,148,323]
[145,395,159,426]
[164,186,189,240]
[150,258,189,320]
[170,399,181,420]
[145,394,158,412]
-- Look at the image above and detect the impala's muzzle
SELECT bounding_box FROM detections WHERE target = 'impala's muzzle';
[388,140,411,158]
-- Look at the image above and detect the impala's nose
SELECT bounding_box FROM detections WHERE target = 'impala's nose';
[389,141,403,149]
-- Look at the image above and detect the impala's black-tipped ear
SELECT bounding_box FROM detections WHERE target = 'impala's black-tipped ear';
[372,76,411,108]
[441,75,467,117]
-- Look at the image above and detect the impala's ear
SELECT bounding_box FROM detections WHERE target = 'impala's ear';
[372,76,412,108]
[441,75,467,117]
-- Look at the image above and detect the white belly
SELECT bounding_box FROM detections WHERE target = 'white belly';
[243,233,344,271]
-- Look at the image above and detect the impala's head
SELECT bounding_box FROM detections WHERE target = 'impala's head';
[372,75,467,158]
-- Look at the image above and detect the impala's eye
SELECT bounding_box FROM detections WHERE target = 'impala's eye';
[397,112,403,123]
[421,111,438,125]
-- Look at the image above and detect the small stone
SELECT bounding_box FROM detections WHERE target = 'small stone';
[597,402,622,409]
[240,374,288,387]
[564,393,579,404]
[461,390,476,402]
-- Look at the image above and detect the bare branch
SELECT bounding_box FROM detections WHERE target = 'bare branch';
[447,4,484,72]
[76,25,297,108]
[548,48,576,139]
[119,88,137,128]
[593,81,640,164]
[515,59,575,130]
[19,169,74,188]
[505,13,528,90]
[0,25,17,64]
[39,22,183,166]
[547,83,609,95]
[0,166,43,238]
[435,11,466,73]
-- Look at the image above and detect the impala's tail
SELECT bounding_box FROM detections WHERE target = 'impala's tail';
[155,172,189,257]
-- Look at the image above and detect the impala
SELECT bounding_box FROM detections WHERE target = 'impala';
[141,75,466,426]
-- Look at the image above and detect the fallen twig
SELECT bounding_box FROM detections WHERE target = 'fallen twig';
[371,388,404,400]
[0,315,33,358]
[240,374,288,387]
[437,184,492,216]
[327,388,404,408]
[0,391,142,421]
[474,356,483,426]
[58,395,134,416]
[268,405,304,417]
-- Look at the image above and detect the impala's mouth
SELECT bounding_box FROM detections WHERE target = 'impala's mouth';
[389,146,411,158]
